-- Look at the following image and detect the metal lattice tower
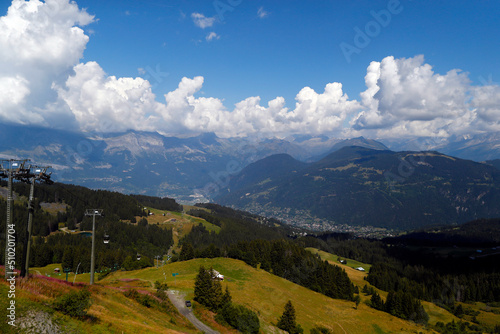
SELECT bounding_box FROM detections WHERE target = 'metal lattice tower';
[1,159,30,279]
[20,166,53,278]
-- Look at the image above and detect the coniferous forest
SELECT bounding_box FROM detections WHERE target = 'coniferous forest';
[0,181,174,273]
[1,180,500,333]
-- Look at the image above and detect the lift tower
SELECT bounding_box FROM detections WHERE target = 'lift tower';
[85,209,103,285]
[0,159,30,279]
[19,166,53,278]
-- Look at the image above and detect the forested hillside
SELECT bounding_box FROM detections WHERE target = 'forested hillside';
[218,146,500,230]
[299,222,500,324]
[0,181,178,273]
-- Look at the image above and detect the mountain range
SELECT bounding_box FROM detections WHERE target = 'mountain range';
[0,124,390,202]
[217,146,500,230]
[1,123,500,224]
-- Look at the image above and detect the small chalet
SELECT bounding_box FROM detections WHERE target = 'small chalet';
[211,269,224,281]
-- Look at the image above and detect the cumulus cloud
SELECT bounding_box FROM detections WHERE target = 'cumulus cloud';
[351,55,481,138]
[0,0,94,128]
[1,1,499,140]
[157,78,359,138]
[470,84,500,132]
[56,61,165,133]
[191,12,215,29]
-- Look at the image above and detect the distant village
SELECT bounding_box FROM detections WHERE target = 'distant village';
[246,204,396,239]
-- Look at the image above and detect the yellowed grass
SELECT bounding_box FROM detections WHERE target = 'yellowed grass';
[102,258,436,334]
[310,248,461,328]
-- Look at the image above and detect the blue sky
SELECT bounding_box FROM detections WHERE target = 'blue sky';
[0,0,499,138]
[72,0,500,104]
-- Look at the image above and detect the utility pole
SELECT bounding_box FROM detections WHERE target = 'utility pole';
[20,166,52,278]
[0,159,30,280]
[85,209,103,285]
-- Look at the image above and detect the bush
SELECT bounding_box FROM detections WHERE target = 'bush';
[124,289,154,308]
[310,326,333,334]
[53,289,92,319]
[216,303,260,334]
[154,280,169,301]
[98,270,111,281]
[123,288,140,300]
[154,280,169,291]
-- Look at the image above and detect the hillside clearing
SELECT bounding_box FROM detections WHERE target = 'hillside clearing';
[102,258,435,333]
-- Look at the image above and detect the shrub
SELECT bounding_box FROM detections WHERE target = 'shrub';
[154,280,169,291]
[216,303,260,334]
[310,326,333,334]
[98,271,111,281]
[124,289,155,308]
[53,289,92,319]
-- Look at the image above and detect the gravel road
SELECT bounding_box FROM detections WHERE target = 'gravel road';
[168,290,220,334]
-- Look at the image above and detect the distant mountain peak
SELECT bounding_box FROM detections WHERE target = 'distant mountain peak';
[312,137,389,162]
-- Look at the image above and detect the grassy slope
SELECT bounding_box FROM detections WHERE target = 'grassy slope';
[307,248,457,324]
[141,207,220,255]
[306,248,372,272]
[2,268,198,334]
[307,248,500,330]
[144,207,219,233]
[31,263,96,284]
[102,258,435,334]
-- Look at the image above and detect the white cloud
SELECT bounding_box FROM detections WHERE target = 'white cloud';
[56,61,164,133]
[0,0,94,128]
[1,1,499,141]
[351,55,477,138]
[257,7,269,19]
[470,84,500,132]
[206,32,220,41]
[158,78,359,138]
[191,12,215,29]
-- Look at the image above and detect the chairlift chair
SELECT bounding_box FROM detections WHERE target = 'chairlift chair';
[103,215,110,244]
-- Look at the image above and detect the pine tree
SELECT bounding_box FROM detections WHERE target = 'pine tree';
[370,292,384,310]
[209,276,223,311]
[61,246,73,271]
[221,285,232,308]
[354,295,361,309]
[194,266,212,306]
[277,300,303,334]
[180,242,195,261]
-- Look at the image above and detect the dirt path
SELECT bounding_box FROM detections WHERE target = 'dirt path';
[168,290,220,334]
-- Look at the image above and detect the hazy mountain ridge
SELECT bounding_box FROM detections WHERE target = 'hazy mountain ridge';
[218,146,500,230]
[381,132,500,162]
[1,123,499,205]
[0,124,388,202]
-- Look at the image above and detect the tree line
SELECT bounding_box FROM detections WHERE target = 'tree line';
[30,220,173,273]
[181,233,354,302]
[0,181,178,272]
[194,266,260,333]
[367,288,428,324]
[298,230,500,305]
